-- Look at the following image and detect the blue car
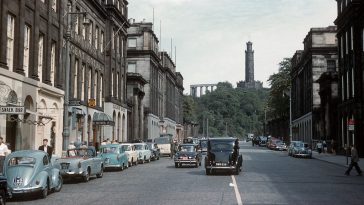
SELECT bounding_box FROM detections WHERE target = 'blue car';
[99,144,129,170]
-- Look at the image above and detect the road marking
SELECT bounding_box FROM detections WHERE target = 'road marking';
[231,175,243,205]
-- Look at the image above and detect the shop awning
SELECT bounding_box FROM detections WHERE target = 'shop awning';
[93,112,115,126]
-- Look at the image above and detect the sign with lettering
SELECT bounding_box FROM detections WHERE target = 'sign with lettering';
[0,106,25,114]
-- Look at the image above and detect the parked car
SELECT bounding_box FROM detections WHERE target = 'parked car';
[205,138,243,175]
[147,143,160,161]
[134,143,152,164]
[54,146,104,182]
[259,136,268,147]
[174,144,202,168]
[0,175,10,204]
[267,138,281,149]
[199,139,208,153]
[120,143,138,166]
[154,136,173,157]
[4,150,63,199]
[275,141,287,151]
[292,142,312,158]
[288,141,303,156]
[98,144,128,170]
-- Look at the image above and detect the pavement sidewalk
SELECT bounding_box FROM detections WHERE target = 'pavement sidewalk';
[312,151,364,168]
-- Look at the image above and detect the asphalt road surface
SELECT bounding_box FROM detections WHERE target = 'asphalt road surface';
[8,142,364,205]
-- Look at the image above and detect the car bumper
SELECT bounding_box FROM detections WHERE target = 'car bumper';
[104,164,123,168]
[293,153,311,157]
[205,165,237,170]
[175,159,198,164]
[60,170,85,177]
[10,187,43,195]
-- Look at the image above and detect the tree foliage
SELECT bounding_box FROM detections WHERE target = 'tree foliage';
[183,81,268,138]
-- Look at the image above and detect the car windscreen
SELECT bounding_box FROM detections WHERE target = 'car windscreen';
[101,147,119,154]
[200,140,207,148]
[209,141,234,151]
[135,145,144,150]
[154,137,170,144]
[68,149,94,157]
[121,145,131,151]
[8,157,36,166]
[179,145,195,152]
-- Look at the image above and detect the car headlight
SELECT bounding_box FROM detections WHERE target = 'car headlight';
[188,156,193,159]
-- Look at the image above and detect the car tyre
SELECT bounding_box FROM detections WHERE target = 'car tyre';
[175,162,179,168]
[199,161,202,166]
[195,163,198,168]
[206,168,211,175]
[41,181,48,199]
[0,190,5,205]
[148,157,151,163]
[83,168,90,182]
[157,155,160,160]
[54,175,63,192]
[96,166,104,178]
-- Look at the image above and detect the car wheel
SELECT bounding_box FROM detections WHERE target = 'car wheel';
[199,161,202,166]
[54,175,63,192]
[206,168,211,175]
[135,159,138,165]
[234,166,240,175]
[41,181,49,199]
[148,157,151,163]
[175,162,179,168]
[157,156,160,160]
[121,163,124,170]
[96,166,104,178]
[0,190,5,205]
[83,168,90,182]
[195,163,198,168]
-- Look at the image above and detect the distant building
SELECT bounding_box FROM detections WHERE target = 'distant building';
[237,42,263,89]
[335,0,364,155]
[291,26,337,145]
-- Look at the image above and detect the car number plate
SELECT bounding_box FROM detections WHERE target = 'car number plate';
[182,157,187,160]
[61,163,69,170]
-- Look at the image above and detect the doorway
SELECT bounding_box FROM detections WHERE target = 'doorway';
[6,115,18,151]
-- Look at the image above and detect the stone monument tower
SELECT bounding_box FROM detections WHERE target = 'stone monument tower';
[245,41,254,83]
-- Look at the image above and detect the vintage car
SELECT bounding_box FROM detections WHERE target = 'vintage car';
[174,144,202,168]
[205,138,243,175]
[147,142,160,161]
[3,150,62,199]
[199,139,208,153]
[53,146,104,182]
[291,142,312,158]
[275,141,287,151]
[98,144,128,170]
[134,143,152,164]
[120,143,138,166]
[0,175,10,204]
[154,136,172,157]
[288,141,303,156]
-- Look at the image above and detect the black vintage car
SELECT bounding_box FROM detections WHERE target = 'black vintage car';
[0,175,10,204]
[174,144,202,168]
[205,138,243,175]
[147,142,160,161]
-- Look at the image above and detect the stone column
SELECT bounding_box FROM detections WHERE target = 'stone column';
[200,87,203,97]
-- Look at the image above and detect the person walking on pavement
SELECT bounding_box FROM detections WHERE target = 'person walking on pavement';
[0,137,9,173]
[38,139,53,159]
[345,145,362,176]
[316,141,323,154]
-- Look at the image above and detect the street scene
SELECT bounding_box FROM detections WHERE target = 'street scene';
[1,0,364,204]
[5,142,364,205]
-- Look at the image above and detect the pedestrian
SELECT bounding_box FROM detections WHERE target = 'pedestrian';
[68,141,76,149]
[0,137,9,173]
[316,141,323,154]
[323,140,327,153]
[38,139,53,159]
[345,145,362,176]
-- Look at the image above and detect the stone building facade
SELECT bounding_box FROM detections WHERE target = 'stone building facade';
[127,21,184,142]
[291,26,338,145]
[0,0,65,155]
[335,0,364,155]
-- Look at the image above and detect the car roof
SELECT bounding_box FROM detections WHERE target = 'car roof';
[8,150,46,158]
[100,144,121,147]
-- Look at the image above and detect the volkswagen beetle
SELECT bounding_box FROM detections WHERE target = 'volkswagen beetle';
[98,144,128,170]
[3,150,63,199]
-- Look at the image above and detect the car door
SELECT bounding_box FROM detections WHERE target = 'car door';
[145,144,150,158]
[43,155,52,187]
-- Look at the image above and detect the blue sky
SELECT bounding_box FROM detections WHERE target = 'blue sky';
[128,0,337,94]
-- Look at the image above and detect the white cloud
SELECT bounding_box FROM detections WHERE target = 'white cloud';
[129,0,337,93]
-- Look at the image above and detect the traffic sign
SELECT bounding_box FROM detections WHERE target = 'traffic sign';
[0,106,25,114]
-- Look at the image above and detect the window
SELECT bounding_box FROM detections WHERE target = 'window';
[75,7,80,34]
[43,156,49,166]
[50,42,56,85]
[82,16,86,40]
[23,25,31,77]
[112,30,115,50]
[38,34,44,82]
[117,0,120,10]
[52,0,57,12]
[128,38,136,48]
[74,59,79,98]
[340,36,344,58]
[128,62,136,73]
[6,14,15,71]
[81,64,85,100]
[94,71,98,102]
[351,26,353,51]
[121,38,124,57]
[88,68,92,99]
[346,71,349,99]
[111,71,114,97]
[88,21,93,45]
[101,31,104,53]
[99,74,103,106]
[345,31,348,55]
[116,34,119,53]
[116,72,119,99]
[341,76,344,100]
[95,26,99,49]
[327,60,336,72]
